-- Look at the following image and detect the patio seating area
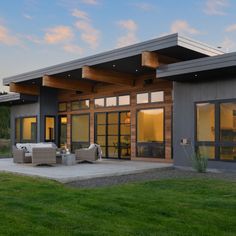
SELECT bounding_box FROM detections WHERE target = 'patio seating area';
[0,158,172,183]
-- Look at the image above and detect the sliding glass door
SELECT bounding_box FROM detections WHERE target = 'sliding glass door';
[58,116,67,148]
[95,111,131,159]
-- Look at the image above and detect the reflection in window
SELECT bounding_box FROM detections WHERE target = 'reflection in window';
[137,109,164,158]
[71,100,89,110]
[118,95,130,106]
[137,93,149,104]
[95,98,105,108]
[197,146,215,159]
[71,114,89,151]
[106,97,117,107]
[197,103,215,142]
[22,117,37,142]
[45,117,55,142]
[59,103,67,112]
[220,103,236,142]
[220,147,236,161]
[151,91,164,103]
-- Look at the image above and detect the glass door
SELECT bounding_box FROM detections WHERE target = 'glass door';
[58,116,67,148]
[95,111,131,159]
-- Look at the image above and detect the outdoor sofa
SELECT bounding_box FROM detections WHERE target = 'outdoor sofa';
[13,143,57,165]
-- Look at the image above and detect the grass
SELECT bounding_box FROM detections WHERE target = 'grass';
[0,173,235,236]
[0,146,11,158]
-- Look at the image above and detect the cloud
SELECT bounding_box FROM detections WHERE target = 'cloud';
[25,35,42,44]
[170,20,200,35]
[132,2,153,11]
[204,0,229,15]
[72,8,101,49]
[221,37,236,52]
[116,19,139,48]
[225,24,236,32]
[0,24,21,46]
[80,0,99,5]
[72,8,90,21]
[75,20,100,49]
[44,26,74,44]
[23,14,33,20]
[63,44,83,54]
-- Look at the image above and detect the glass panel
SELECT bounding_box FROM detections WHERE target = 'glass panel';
[95,98,105,108]
[108,147,118,158]
[120,112,131,124]
[108,113,118,124]
[97,125,106,135]
[59,103,67,112]
[120,135,130,144]
[118,95,130,106]
[15,118,21,143]
[120,124,130,135]
[101,146,106,157]
[220,147,236,161]
[151,91,164,103]
[196,103,215,142]
[108,136,118,146]
[72,115,89,142]
[106,97,117,107]
[197,146,215,159]
[45,117,55,141]
[96,136,106,146]
[108,125,118,135]
[137,109,164,142]
[22,117,37,142]
[220,103,236,142]
[97,113,106,124]
[71,100,90,110]
[120,146,131,158]
[137,93,149,104]
[137,143,165,158]
[59,117,67,148]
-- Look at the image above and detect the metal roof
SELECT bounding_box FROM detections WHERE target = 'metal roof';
[2,33,223,85]
[157,52,236,80]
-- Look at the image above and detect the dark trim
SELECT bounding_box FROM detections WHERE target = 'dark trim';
[44,115,56,142]
[136,107,165,158]
[195,99,236,162]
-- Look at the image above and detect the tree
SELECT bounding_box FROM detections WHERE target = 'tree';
[0,106,10,139]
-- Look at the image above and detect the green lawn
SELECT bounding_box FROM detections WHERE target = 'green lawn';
[0,173,235,236]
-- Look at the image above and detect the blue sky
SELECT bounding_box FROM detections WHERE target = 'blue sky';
[0,0,236,91]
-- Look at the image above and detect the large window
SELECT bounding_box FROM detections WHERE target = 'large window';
[59,116,67,148]
[45,116,55,142]
[137,108,164,158]
[71,100,90,110]
[71,114,90,151]
[137,91,164,104]
[196,101,236,161]
[15,117,37,143]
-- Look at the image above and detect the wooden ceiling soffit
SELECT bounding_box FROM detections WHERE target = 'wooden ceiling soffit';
[42,75,93,93]
[141,51,179,69]
[82,66,135,86]
[9,82,40,96]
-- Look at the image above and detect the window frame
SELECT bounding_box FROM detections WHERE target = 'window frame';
[71,99,90,111]
[136,107,165,158]
[58,102,67,112]
[195,98,236,162]
[136,90,165,105]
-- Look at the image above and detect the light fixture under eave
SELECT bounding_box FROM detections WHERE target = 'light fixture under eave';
[112,64,116,68]
[135,69,139,72]
[68,74,71,77]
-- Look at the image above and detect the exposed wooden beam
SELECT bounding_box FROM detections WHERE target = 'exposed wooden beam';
[9,82,40,96]
[82,66,135,86]
[141,51,179,69]
[42,75,93,92]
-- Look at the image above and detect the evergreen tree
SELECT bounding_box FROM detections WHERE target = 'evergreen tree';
[0,106,10,139]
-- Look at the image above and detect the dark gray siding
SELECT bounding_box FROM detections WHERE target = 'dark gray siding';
[173,78,236,171]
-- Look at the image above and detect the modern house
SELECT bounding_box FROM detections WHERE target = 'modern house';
[0,33,235,171]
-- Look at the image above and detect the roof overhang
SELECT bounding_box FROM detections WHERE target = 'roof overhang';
[0,93,38,105]
[2,33,223,86]
[157,52,236,81]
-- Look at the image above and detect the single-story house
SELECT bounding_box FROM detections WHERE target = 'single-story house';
[0,33,235,171]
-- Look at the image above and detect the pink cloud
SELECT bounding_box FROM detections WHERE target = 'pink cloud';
[170,20,200,35]
[0,24,21,46]
[204,0,229,15]
[63,44,83,54]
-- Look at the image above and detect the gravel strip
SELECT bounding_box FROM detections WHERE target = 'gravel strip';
[67,168,236,188]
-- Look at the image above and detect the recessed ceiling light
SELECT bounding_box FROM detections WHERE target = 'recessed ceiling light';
[112,64,116,68]
[68,74,71,77]
[135,69,138,72]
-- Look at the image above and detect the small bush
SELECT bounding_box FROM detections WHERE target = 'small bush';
[191,151,208,173]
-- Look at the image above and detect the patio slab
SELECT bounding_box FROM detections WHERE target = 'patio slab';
[0,158,173,183]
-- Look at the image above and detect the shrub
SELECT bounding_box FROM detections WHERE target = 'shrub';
[191,150,208,173]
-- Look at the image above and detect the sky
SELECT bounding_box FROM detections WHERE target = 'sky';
[0,0,236,91]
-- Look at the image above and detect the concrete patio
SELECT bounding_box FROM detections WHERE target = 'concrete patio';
[0,158,173,183]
